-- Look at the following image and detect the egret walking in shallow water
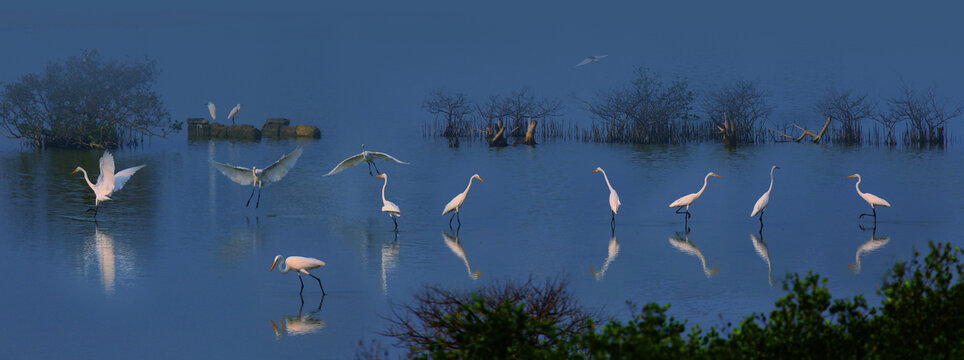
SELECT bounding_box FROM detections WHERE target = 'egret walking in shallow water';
[375,174,401,231]
[271,255,327,297]
[847,174,891,221]
[751,166,781,227]
[442,174,484,228]
[669,172,722,219]
[325,145,408,176]
[592,167,621,229]
[72,151,146,218]
[212,147,303,208]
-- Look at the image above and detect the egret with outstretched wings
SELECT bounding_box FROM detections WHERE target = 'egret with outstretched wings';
[325,145,408,176]
[212,147,303,208]
[72,151,146,218]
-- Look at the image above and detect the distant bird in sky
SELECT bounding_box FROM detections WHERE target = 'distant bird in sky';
[227,104,241,125]
[72,151,146,218]
[575,55,608,67]
[271,255,327,297]
[207,102,216,121]
[751,166,781,227]
[375,174,401,231]
[325,145,408,176]
[212,147,303,208]
[669,172,722,219]
[442,174,484,229]
[847,174,891,221]
[592,167,621,229]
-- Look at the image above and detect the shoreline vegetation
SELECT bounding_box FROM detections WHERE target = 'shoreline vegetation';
[423,67,960,148]
[361,241,963,358]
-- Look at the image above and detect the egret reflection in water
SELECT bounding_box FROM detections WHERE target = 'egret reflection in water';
[82,226,134,295]
[669,231,719,278]
[271,298,326,337]
[849,228,891,274]
[750,232,773,286]
[442,231,480,280]
[590,235,620,280]
[380,238,399,295]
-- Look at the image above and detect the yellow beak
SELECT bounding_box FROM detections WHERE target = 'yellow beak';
[376,174,385,178]
[270,258,279,272]
[847,175,858,178]
[592,169,599,173]
[71,169,79,175]
[712,174,722,178]
[478,178,484,183]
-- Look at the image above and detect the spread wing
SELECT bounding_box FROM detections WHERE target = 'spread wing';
[369,151,408,164]
[575,57,594,67]
[262,146,304,184]
[212,161,255,185]
[98,151,115,190]
[324,152,365,176]
[112,165,146,192]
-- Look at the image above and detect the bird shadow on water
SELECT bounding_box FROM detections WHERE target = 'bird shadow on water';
[442,230,481,280]
[590,234,620,281]
[668,226,719,278]
[849,224,891,274]
[271,297,326,338]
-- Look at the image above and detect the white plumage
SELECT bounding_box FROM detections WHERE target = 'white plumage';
[325,145,408,176]
[212,146,303,207]
[375,173,401,230]
[751,166,781,220]
[72,151,146,216]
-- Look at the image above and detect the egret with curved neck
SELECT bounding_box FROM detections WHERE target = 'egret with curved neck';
[847,174,890,221]
[442,174,484,229]
[271,255,327,298]
[376,174,401,231]
[751,166,781,227]
[592,167,621,229]
[669,172,722,219]
[72,151,146,218]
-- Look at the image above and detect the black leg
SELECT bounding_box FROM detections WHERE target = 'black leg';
[373,161,381,175]
[308,273,326,296]
[298,274,305,296]
[392,216,398,231]
[456,211,461,226]
[611,211,616,230]
[449,212,456,228]
[246,186,256,207]
[368,162,373,176]
[256,187,262,208]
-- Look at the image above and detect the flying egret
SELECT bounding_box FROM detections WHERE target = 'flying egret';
[575,55,608,67]
[847,174,891,220]
[592,167,621,229]
[442,174,484,228]
[325,145,408,176]
[227,103,241,124]
[207,102,216,121]
[375,173,401,231]
[71,151,146,218]
[271,255,327,297]
[212,146,303,208]
[669,172,722,218]
[751,166,781,227]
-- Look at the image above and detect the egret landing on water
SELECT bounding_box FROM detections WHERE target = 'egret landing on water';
[751,166,781,229]
[72,151,146,219]
[325,145,408,176]
[227,103,241,125]
[212,147,303,208]
[592,167,620,230]
[847,174,891,222]
[375,174,401,231]
[271,255,327,298]
[670,172,722,220]
[442,174,484,229]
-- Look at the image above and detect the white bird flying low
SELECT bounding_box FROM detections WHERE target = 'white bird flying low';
[324,145,408,176]
[375,173,402,231]
[212,146,303,208]
[669,172,722,219]
[575,55,608,67]
[442,174,484,229]
[227,103,241,124]
[207,102,216,121]
[72,151,146,218]
[847,174,891,221]
[271,255,327,296]
[751,166,781,227]
[592,167,621,229]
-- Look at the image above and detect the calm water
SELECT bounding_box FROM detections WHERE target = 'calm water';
[0,140,961,358]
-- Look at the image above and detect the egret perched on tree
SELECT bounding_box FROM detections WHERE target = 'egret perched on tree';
[270,255,327,296]
[206,102,216,121]
[751,166,781,227]
[669,172,722,218]
[227,103,241,124]
[442,174,484,228]
[575,55,608,67]
[847,174,891,220]
[592,167,621,229]
[72,151,146,218]
[212,147,303,208]
[375,174,401,231]
[325,145,408,176]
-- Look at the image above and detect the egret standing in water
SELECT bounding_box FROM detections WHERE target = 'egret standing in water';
[212,147,303,208]
[442,174,484,228]
[847,174,891,221]
[325,145,408,176]
[375,174,401,231]
[271,255,327,297]
[751,166,781,228]
[592,167,621,229]
[669,172,722,218]
[72,151,146,218]
[227,103,241,124]
[206,102,216,121]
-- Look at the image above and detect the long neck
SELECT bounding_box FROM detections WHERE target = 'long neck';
[279,260,291,274]
[767,168,776,193]
[78,168,95,190]
[854,176,863,196]
[599,170,614,192]
[696,173,711,197]
[381,177,389,203]
[464,177,475,194]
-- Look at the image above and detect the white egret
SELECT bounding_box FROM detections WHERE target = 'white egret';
[575,55,608,67]
[669,172,722,218]
[592,167,621,228]
[375,173,401,231]
[669,233,719,278]
[750,166,781,226]
[212,146,303,208]
[750,233,773,286]
[270,255,327,296]
[227,103,241,124]
[71,151,146,218]
[849,233,891,274]
[442,231,481,280]
[442,174,484,228]
[207,101,216,121]
[847,174,891,220]
[325,145,408,176]
[590,236,620,280]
